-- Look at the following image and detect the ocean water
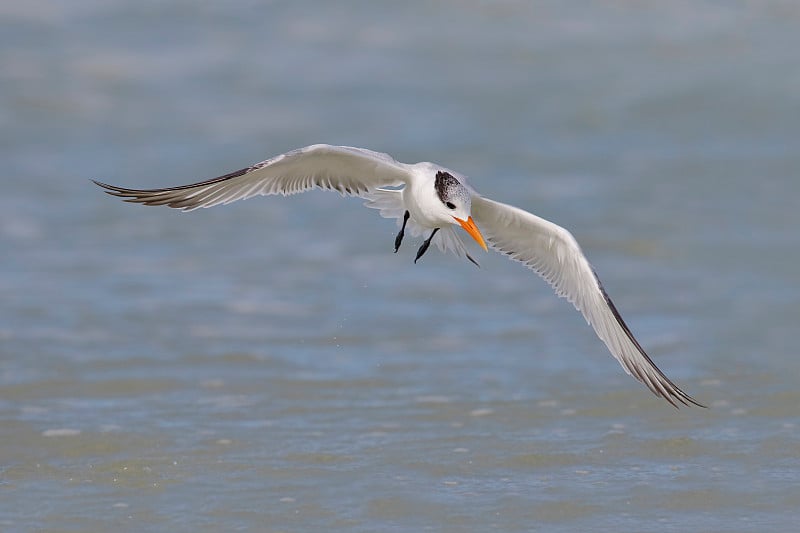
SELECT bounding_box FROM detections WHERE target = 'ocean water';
[2,1,799,531]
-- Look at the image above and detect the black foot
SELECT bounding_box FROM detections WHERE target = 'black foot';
[394,211,410,253]
[414,228,439,264]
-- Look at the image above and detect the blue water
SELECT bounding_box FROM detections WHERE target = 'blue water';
[2,2,800,531]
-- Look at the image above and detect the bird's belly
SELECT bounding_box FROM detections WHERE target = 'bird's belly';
[402,188,439,230]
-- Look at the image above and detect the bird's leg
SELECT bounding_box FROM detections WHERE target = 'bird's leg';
[414,228,439,264]
[394,211,410,253]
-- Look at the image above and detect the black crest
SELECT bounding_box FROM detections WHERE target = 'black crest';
[434,171,459,202]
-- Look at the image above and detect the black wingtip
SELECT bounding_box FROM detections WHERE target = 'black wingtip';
[591,269,706,409]
[680,392,708,409]
[91,179,119,195]
[650,378,707,409]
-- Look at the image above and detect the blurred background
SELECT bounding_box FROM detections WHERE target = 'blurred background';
[2,1,799,531]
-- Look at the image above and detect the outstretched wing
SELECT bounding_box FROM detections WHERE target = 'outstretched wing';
[471,195,703,408]
[93,144,412,211]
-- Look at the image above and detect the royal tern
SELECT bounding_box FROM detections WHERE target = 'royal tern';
[94,144,703,408]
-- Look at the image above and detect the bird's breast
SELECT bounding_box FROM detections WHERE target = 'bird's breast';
[402,183,441,230]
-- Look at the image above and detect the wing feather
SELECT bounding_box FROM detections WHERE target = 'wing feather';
[471,195,703,408]
[93,144,412,211]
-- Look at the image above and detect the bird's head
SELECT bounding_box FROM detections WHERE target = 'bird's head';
[435,170,488,251]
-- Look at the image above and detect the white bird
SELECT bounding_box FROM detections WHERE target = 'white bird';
[94,144,703,408]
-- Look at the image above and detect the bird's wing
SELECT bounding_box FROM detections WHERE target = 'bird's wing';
[363,187,407,221]
[93,144,412,211]
[471,195,702,408]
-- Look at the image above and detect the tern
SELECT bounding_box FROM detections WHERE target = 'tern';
[94,144,703,408]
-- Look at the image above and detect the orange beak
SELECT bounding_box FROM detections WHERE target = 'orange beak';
[453,216,488,251]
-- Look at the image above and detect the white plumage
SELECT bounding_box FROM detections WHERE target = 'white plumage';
[94,144,703,408]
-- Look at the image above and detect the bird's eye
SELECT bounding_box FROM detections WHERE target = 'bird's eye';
[446,202,456,210]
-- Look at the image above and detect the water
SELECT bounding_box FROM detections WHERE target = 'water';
[2,1,800,531]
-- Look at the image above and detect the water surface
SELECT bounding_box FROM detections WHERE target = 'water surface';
[2,2,799,531]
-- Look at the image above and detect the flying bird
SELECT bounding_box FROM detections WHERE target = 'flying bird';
[94,144,703,408]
